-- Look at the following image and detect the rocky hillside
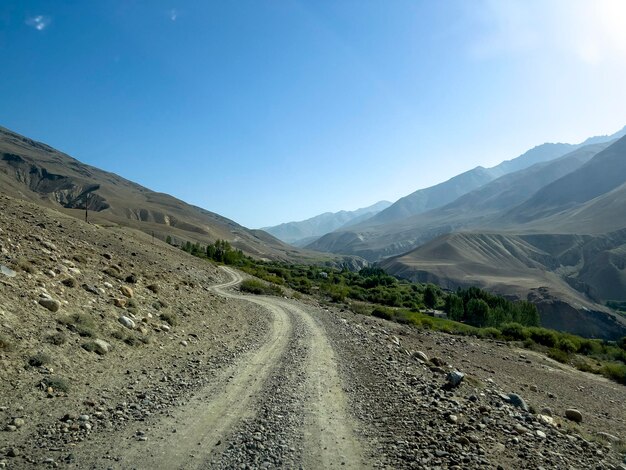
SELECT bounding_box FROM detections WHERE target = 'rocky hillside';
[1,194,625,469]
[0,126,354,266]
[381,231,626,339]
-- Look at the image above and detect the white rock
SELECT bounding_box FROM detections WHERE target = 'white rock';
[412,351,429,362]
[118,316,135,329]
[92,339,111,354]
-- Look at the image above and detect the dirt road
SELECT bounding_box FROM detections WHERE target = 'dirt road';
[73,266,366,469]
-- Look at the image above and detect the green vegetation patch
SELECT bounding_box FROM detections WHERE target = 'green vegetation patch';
[240,279,284,297]
[58,313,97,337]
[43,376,70,392]
[176,237,626,387]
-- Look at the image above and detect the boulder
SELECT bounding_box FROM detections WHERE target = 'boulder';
[92,339,111,355]
[118,316,135,329]
[412,351,429,362]
[565,408,583,423]
[445,370,465,388]
[507,393,529,412]
[120,286,134,298]
[39,297,61,312]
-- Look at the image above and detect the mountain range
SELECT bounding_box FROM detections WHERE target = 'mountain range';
[2,123,626,338]
[301,127,626,338]
[261,200,391,246]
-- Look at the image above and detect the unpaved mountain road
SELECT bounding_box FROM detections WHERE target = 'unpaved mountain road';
[3,195,625,470]
[71,266,366,469]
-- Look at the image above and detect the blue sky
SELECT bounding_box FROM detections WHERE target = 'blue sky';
[1,1,625,228]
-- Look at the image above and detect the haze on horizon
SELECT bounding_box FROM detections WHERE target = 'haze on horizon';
[1,0,625,228]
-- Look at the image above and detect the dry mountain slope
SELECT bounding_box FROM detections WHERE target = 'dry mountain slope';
[0,126,353,265]
[381,136,626,339]
[381,231,626,339]
[502,133,626,232]
[308,127,626,257]
[309,141,613,261]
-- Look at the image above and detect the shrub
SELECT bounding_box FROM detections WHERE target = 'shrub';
[44,376,70,392]
[527,327,558,347]
[58,313,96,337]
[349,302,371,316]
[478,327,502,339]
[548,348,570,363]
[372,306,394,321]
[0,334,13,351]
[110,329,126,341]
[160,311,178,327]
[577,339,603,356]
[557,338,577,353]
[28,352,52,367]
[45,332,67,346]
[601,363,626,385]
[240,279,284,296]
[500,322,529,341]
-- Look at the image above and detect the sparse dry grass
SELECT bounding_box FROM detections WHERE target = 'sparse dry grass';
[58,313,96,337]
[0,333,14,351]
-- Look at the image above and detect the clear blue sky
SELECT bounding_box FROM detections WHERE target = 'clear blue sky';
[1,1,625,227]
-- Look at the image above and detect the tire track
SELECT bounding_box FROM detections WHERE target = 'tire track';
[89,271,293,470]
[219,267,367,469]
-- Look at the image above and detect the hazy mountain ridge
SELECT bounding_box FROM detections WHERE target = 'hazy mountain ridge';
[261,200,391,245]
[308,127,626,257]
[307,141,613,259]
[352,131,626,230]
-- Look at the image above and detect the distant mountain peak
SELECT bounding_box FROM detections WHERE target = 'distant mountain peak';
[262,200,392,246]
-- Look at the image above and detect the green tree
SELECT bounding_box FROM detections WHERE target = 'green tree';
[466,298,490,327]
[516,301,540,327]
[165,235,172,245]
[445,294,464,321]
[423,285,437,309]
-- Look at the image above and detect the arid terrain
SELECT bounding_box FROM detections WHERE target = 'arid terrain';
[1,194,626,469]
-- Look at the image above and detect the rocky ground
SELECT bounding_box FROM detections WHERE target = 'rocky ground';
[1,193,625,469]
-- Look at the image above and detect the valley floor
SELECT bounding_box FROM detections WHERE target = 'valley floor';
[0,195,625,469]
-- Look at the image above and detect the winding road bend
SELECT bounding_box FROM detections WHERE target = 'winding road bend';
[78,266,367,469]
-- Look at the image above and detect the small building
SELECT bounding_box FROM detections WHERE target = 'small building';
[425,309,447,319]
